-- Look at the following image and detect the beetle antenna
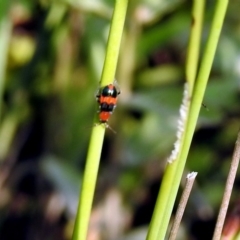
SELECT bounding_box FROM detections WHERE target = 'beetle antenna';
[105,123,116,134]
[94,123,116,134]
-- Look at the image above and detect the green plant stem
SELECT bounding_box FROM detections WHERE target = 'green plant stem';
[0,2,11,121]
[146,1,204,239]
[146,0,229,239]
[160,0,228,239]
[72,127,105,240]
[72,1,128,240]
[100,1,128,87]
[186,0,205,93]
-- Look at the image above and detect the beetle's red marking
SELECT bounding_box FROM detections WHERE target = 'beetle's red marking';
[96,82,120,124]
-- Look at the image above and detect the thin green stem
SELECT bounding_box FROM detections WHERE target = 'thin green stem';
[146,0,229,239]
[146,162,175,240]
[186,0,205,93]
[159,0,228,239]
[72,127,105,240]
[146,1,204,239]
[72,1,128,240]
[100,0,128,87]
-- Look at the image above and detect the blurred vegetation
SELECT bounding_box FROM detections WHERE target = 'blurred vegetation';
[0,0,240,239]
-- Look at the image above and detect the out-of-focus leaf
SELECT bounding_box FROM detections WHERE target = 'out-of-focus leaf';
[119,85,184,164]
[45,2,67,29]
[204,181,225,207]
[136,0,185,25]
[117,227,147,240]
[0,93,30,161]
[60,0,112,18]
[187,147,216,177]
[199,77,239,126]
[41,155,81,217]
[8,34,36,67]
[137,64,183,87]
[137,12,190,63]
[217,119,240,149]
[84,15,110,80]
[214,35,240,74]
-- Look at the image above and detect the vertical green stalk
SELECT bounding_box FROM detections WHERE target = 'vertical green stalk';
[72,1,128,240]
[100,1,128,87]
[186,0,205,92]
[0,1,11,120]
[147,0,229,239]
[161,0,228,238]
[146,1,204,239]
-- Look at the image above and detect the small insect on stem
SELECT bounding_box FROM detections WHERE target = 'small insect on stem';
[202,103,209,111]
[95,80,120,133]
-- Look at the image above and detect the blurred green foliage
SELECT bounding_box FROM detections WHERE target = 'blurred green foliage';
[0,0,240,239]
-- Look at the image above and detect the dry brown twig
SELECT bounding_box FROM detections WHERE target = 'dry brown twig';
[168,171,198,240]
[212,130,240,240]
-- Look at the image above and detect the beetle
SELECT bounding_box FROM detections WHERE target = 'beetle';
[95,82,120,132]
